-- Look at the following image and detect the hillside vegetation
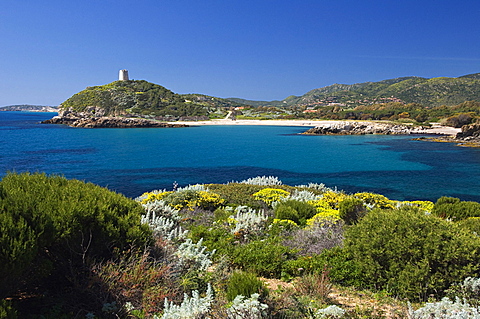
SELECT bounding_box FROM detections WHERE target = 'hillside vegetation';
[56,74,480,125]
[231,73,480,108]
[60,80,241,119]
[2,173,480,318]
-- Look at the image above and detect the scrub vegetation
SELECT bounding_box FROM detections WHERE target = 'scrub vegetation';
[1,173,479,318]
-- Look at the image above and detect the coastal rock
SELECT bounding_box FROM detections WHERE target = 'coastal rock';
[42,115,187,128]
[302,121,426,135]
[456,123,480,139]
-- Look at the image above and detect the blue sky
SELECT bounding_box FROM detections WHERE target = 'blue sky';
[1,0,479,106]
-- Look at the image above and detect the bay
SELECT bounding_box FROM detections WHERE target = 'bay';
[1,111,480,201]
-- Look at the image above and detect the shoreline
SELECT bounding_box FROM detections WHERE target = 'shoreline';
[168,119,461,135]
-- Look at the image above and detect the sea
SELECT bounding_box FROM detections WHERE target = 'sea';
[1,111,480,202]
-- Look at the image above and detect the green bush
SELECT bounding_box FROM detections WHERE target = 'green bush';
[432,196,480,220]
[0,300,17,319]
[274,200,317,225]
[338,198,366,224]
[0,172,151,300]
[207,183,296,209]
[458,217,480,235]
[226,271,268,302]
[330,207,480,300]
[230,239,295,278]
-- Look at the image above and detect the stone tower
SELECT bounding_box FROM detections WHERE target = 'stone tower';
[119,69,129,81]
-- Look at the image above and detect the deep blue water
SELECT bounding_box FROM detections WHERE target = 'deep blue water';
[1,111,480,201]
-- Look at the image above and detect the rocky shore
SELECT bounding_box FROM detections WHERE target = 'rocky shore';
[301,121,432,135]
[42,115,188,128]
[414,123,480,147]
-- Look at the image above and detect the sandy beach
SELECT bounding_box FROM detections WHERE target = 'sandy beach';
[169,119,461,135]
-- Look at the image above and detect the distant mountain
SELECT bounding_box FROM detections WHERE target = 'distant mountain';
[228,73,480,108]
[59,80,243,119]
[0,104,57,112]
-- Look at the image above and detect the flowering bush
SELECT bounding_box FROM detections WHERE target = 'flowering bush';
[400,200,434,213]
[161,189,225,211]
[306,209,341,226]
[139,190,174,204]
[317,191,349,209]
[354,192,395,209]
[253,188,291,206]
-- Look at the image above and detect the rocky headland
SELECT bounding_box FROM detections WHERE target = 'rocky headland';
[41,108,187,128]
[414,123,480,147]
[301,121,433,135]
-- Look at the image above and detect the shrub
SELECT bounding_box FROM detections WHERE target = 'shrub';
[432,196,480,220]
[338,198,366,224]
[175,238,215,272]
[333,207,480,300]
[0,300,17,319]
[226,271,268,302]
[408,297,480,319]
[274,200,317,225]
[161,284,214,319]
[283,220,344,256]
[458,217,480,236]
[229,206,269,240]
[93,249,180,317]
[353,192,395,209]
[314,305,346,318]
[204,183,268,208]
[446,277,480,308]
[161,189,225,211]
[138,190,173,204]
[231,239,294,278]
[253,188,290,206]
[294,270,332,302]
[444,112,474,128]
[227,293,269,318]
[240,176,283,186]
[318,191,349,209]
[0,172,151,301]
[186,224,233,258]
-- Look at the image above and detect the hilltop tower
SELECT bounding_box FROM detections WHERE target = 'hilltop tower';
[119,69,129,81]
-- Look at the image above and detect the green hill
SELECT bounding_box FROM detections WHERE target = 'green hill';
[60,80,242,118]
[228,73,480,108]
[60,74,480,119]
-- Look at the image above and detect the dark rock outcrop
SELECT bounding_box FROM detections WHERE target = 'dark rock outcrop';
[456,123,480,139]
[42,115,187,128]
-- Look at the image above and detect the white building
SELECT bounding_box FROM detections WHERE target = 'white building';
[118,69,129,81]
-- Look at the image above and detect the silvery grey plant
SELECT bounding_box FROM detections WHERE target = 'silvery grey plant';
[142,200,182,221]
[177,184,207,192]
[314,305,345,318]
[231,206,269,239]
[408,297,480,319]
[159,284,214,319]
[141,212,188,241]
[227,293,268,319]
[175,238,215,272]
[281,189,321,202]
[295,182,334,193]
[239,176,283,186]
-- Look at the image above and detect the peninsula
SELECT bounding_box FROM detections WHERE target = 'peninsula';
[42,71,480,138]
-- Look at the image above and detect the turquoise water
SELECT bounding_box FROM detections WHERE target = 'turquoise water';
[1,111,480,201]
